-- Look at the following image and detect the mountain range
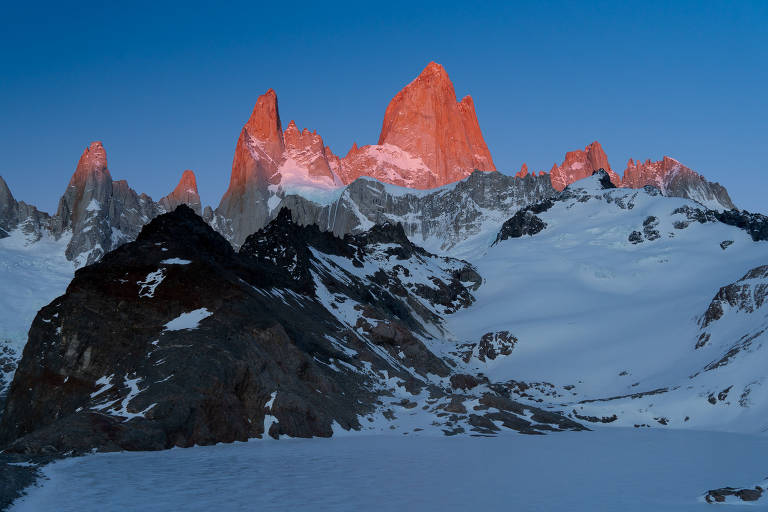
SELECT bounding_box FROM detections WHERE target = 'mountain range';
[0,61,766,506]
[0,62,735,265]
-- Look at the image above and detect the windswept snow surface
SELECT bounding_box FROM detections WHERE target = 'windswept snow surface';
[445,175,768,432]
[10,429,768,511]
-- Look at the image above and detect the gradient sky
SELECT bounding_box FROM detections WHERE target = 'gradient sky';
[1,1,766,213]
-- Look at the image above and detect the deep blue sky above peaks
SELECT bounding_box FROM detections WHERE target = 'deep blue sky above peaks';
[1,1,766,213]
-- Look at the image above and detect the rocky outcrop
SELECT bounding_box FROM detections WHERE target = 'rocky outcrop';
[550,141,620,191]
[159,170,202,215]
[701,265,768,330]
[705,484,765,504]
[493,210,547,244]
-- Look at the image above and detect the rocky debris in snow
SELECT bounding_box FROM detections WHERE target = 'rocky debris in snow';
[450,374,481,391]
[713,209,768,242]
[571,411,618,424]
[704,484,764,503]
[642,216,661,240]
[592,168,617,189]
[673,205,768,242]
[701,265,768,328]
[493,209,547,244]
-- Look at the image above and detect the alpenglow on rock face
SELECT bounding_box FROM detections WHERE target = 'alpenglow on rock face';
[339,62,496,188]
[212,62,498,247]
[621,156,735,210]
[549,141,621,191]
[546,141,735,211]
[0,142,205,267]
[159,170,202,216]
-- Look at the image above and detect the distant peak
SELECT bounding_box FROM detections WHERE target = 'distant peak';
[71,141,110,186]
[244,89,283,144]
[160,170,201,215]
[176,170,198,193]
[421,61,447,77]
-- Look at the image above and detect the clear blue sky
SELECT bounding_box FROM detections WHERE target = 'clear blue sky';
[1,1,766,213]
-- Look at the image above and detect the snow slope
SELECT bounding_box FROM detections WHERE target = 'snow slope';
[10,428,768,511]
[0,229,73,392]
[445,175,768,432]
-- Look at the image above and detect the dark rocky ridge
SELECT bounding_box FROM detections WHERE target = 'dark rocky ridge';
[0,206,584,454]
[0,206,372,452]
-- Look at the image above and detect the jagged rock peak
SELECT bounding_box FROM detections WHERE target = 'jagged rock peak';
[243,89,284,155]
[0,176,15,211]
[516,163,529,178]
[70,141,111,186]
[622,155,735,210]
[369,61,496,187]
[160,170,202,215]
[550,141,620,191]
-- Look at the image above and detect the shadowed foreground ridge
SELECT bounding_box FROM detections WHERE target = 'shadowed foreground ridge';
[0,205,584,454]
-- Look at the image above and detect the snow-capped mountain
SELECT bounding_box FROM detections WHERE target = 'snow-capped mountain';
[0,205,586,453]
[446,171,767,432]
[0,62,736,269]
[0,59,761,462]
[2,169,766,456]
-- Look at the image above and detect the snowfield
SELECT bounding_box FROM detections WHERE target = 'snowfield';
[445,176,768,433]
[10,428,768,511]
[0,229,73,392]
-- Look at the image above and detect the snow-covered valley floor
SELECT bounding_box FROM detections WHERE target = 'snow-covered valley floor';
[11,428,768,511]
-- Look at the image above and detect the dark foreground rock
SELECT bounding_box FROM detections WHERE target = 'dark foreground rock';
[0,205,582,455]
